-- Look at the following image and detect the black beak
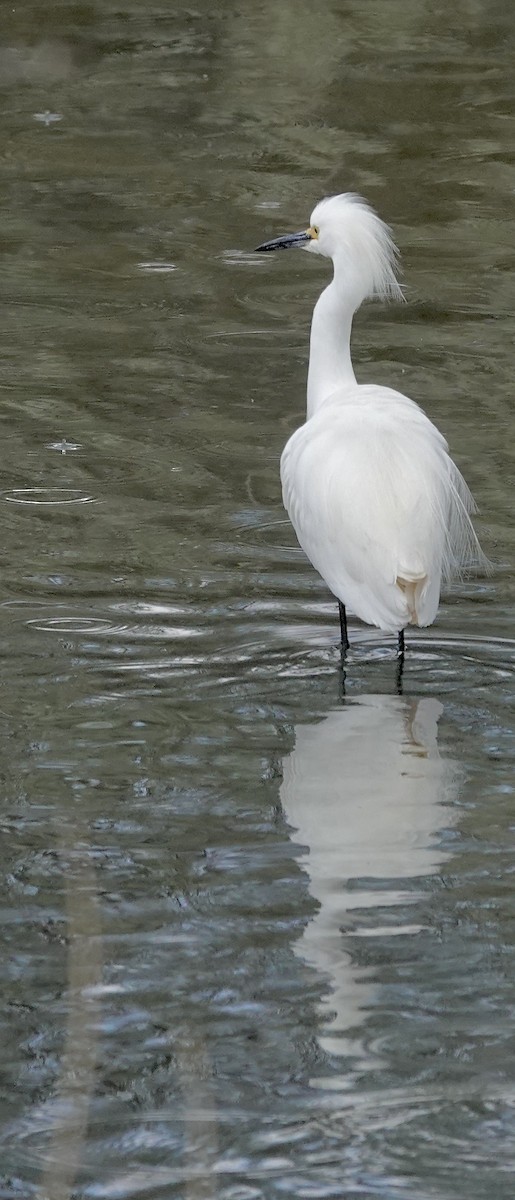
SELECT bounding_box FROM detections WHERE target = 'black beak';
[254,230,311,252]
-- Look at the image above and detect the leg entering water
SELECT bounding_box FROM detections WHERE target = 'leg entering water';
[338,602,349,656]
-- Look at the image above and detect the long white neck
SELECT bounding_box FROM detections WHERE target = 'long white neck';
[306,267,359,418]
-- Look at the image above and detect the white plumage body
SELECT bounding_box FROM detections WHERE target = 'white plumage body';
[256,193,485,639]
[281,382,478,633]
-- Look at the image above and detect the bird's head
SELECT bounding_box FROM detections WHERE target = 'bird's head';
[255,192,403,304]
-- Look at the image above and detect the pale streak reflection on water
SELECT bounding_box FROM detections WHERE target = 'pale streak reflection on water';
[0,1,515,1198]
[282,696,460,1068]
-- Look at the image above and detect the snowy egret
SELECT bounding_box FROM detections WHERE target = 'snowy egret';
[255,194,486,659]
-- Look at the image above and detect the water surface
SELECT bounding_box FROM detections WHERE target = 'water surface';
[1,2,515,1198]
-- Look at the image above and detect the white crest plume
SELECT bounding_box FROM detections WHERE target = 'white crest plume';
[310,193,404,303]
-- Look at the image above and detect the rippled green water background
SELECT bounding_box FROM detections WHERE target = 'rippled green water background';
[1,3,515,1198]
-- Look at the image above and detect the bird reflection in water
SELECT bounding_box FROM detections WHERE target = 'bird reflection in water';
[280,694,459,1067]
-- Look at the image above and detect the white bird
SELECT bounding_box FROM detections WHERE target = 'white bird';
[255,194,486,658]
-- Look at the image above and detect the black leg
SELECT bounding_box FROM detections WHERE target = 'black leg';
[396,628,405,694]
[338,602,349,656]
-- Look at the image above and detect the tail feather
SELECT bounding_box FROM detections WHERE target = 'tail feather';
[396,575,427,625]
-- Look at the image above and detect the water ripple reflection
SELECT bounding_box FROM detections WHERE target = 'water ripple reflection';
[16,598,515,694]
[2,488,96,506]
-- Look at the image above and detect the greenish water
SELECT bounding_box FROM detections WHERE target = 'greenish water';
[1,3,514,1198]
